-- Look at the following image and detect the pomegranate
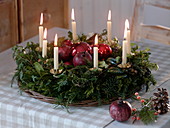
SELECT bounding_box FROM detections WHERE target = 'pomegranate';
[109,100,132,122]
[73,52,92,67]
[62,40,73,47]
[72,42,92,56]
[59,46,73,62]
[64,61,73,66]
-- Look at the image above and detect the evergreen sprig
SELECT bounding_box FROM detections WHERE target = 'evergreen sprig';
[132,93,158,124]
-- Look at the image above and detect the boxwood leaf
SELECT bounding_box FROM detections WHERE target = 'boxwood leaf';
[34,62,44,75]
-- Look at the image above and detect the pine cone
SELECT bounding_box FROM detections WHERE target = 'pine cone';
[152,88,169,114]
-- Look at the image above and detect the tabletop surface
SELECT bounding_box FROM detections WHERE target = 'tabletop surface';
[0,27,170,128]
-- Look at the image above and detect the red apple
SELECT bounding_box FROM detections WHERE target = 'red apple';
[72,42,92,56]
[73,52,92,67]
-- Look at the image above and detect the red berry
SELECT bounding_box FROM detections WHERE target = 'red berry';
[132,108,137,111]
[137,96,141,100]
[154,112,158,115]
[136,117,140,120]
[135,92,139,96]
[132,117,136,120]
[140,99,145,103]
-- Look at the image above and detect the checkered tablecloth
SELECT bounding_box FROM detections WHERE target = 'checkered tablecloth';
[140,42,170,88]
[0,72,112,128]
[0,42,170,128]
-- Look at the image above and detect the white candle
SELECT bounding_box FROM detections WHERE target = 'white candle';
[93,35,98,68]
[122,40,127,65]
[54,34,59,70]
[124,19,131,54]
[122,20,128,65]
[42,28,47,58]
[107,10,112,42]
[39,13,43,47]
[124,19,129,39]
[126,29,131,54]
[71,8,77,40]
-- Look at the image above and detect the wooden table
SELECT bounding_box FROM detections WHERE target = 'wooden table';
[0,27,170,128]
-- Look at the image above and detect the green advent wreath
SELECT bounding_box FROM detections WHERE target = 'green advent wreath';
[12,30,158,107]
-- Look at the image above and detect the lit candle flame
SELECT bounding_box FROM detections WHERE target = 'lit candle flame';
[108,10,111,21]
[43,28,47,39]
[95,35,98,45]
[125,19,129,29]
[40,13,43,25]
[54,34,58,46]
[124,19,129,39]
[71,8,75,21]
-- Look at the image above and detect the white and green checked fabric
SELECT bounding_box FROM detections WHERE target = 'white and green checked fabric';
[0,72,112,128]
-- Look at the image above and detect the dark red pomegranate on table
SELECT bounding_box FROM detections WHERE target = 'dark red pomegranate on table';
[109,99,132,122]
[98,44,112,60]
[73,52,92,67]
[72,42,92,56]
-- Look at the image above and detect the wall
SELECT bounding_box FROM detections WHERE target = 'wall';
[69,0,170,40]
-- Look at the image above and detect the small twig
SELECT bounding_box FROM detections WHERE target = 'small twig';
[103,119,115,128]
[141,98,152,109]
[132,119,136,124]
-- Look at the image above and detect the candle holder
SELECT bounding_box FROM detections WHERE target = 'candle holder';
[50,68,62,75]
[118,63,131,68]
[89,67,102,71]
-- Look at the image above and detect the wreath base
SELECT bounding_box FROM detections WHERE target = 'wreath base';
[23,89,116,107]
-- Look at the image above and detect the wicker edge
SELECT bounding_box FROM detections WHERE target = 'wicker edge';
[18,82,142,107]
[22,88,116,107]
